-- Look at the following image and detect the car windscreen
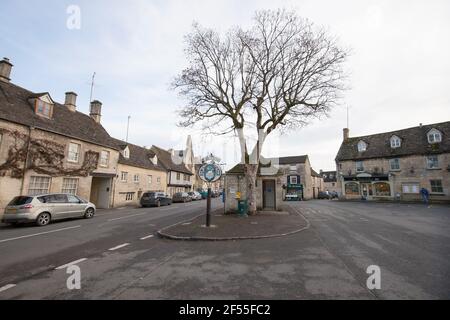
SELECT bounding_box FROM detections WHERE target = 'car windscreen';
[8,196,33,206]
[143,193,156,198]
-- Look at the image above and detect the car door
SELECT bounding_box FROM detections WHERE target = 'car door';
[47,194,70,220]
[66,194,85,218]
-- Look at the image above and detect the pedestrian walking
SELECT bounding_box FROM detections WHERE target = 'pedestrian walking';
[420,187,430,206]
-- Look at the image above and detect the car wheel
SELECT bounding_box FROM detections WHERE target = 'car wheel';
[36,212,51,226]
[84,208,95,219]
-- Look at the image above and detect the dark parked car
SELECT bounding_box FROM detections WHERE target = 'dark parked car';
[172,192,192,203]
[317,191,331,199]
[140,192,172,207]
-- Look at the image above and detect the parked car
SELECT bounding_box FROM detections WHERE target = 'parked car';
[140,192,172,207]
[199,190,208,199]
[329,191,339,199]
[2,194,96,227]
[317,191,331,199]
[172,192,192,203]
[188,191,202,201]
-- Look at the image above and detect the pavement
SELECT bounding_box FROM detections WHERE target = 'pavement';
[158,208,309,240]
[0,199,449,299]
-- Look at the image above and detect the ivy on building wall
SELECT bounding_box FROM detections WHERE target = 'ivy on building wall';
[0,128,99,179]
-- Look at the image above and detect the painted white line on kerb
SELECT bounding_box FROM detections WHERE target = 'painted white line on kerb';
[140,235,154,240]
[55,258,88,270]
[0,225,81,244]
[108,243,130,251]
[0,284,16,293]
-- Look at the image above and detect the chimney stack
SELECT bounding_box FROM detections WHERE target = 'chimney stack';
[0,58,13,83]
[343,128,350,141]
[64,92,77,112]
[90,100,102,124]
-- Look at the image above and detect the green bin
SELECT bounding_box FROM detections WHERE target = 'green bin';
[237,199,249,216]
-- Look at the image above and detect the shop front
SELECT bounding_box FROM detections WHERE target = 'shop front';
[284,175,304,201]
[342,173,393,200]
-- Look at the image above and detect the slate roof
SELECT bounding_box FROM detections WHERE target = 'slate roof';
[311,169,322,178]
[226,163,283,176]
[336,121,450,161]
[321,171,337,182]
[0,81,116,149]
[271,155,308,165]
[150,145,193,175]
[110,138,165,172]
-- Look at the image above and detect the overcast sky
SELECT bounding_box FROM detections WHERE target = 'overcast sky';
[1,0,449,171]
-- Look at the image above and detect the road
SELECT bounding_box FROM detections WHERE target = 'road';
[0,199,449,299]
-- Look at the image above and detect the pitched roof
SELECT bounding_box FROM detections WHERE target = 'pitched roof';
[110,138,165,172]
[226,163,283,176]
[150,145,193,175]
[273,155,308,165]
[321,171,337,182]
[336,121,450,161]
[0,81,116,149]
[311,168,322,178]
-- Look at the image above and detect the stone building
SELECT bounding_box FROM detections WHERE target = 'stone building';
[311,169,325,199]
[150,145,194,196]
[335,122,450,202]
[0,58,120,216]
[111,139,167,207]
[320,170,341,195]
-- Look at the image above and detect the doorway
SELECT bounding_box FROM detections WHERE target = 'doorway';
[263,180,276,210]
[361,183,373,199]
[90,177,112,209]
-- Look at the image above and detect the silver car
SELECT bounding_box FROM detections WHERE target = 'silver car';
[2,194,96,227]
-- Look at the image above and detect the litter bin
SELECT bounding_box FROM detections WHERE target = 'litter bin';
[237,199,249,216]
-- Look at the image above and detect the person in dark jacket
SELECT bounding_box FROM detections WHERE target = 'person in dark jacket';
[420,187,430,205]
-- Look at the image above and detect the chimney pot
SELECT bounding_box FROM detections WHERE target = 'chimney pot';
[343,128,350,141]
[90,100,102,124]
[64,92,77,112]
[0,57,13,83]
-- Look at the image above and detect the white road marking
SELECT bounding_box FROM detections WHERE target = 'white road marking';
[108,243,130,251]
[55,258,87,270]
[0,225,81,244]
[182,222,192,225]
[140,235,154,240]
[108,212,149,221]
[0,284,16,293]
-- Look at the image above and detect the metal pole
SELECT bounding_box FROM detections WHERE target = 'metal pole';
[126,115,131,142]
[206,186,211,227]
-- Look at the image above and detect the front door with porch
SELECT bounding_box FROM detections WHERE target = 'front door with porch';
[361,183,373,199]
[263,180,276,210]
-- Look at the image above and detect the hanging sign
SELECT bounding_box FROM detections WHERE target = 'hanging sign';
[198,163,222,183]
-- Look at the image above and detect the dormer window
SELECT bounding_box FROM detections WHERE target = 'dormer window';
[390,135,401,148]
[357,140,367,152]
[151,155,158,165]
[123,146,130,159]
[427,129,442,144]
[30,93,55,119]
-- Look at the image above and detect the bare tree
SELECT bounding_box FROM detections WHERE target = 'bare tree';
[173,9,348,215]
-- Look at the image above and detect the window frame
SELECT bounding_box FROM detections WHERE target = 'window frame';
[373,182,391,197]
[28,176,51,196]
[356,161,364,172]
[389,158,400,171]
[61,178,79,195]
[67,142,81,163]
[426,155,439,169]
[133,174,140,183]
[430,180,443,193]
[289,176,298,185]
[390,136,401,148]
[148,175,153,185]
[99,150,110,167]
[121,171,128,182]
[357,140,367,152]
[427,129,442,144]
[345,182,360,195]
[402,183,420,194]
[35,99,53,118]
[125,192,134,201]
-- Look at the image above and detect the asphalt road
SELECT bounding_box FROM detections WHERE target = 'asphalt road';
[0,199,449,299]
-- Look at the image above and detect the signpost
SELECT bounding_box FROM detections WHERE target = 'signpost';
[198,163,222,227]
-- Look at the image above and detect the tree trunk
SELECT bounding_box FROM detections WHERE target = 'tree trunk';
[244,163,258,215]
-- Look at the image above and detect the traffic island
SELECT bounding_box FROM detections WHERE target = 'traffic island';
[157,205,310,241]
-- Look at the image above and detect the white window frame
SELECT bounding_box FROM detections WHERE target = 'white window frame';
[133,174,140,183]
[430,180,443,193]
[100,150,110,167]
[426,155,439,169]
[62,178,78,195]
[389,158,400,171]
[28,176,51,195]
[125,192,134,201]
[123,146,130,159]
[121,172,128,182]
[402,183,420,194]
[357,141,367,152]
[290,176,298,185]
[390,136,401,148]
[427,129,442,144]
[148,175,153,185]
[68,142,81,163]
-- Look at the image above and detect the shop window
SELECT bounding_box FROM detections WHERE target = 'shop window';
[430,180,443,193]
[374,182,390,196]
[345,182,359,195]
